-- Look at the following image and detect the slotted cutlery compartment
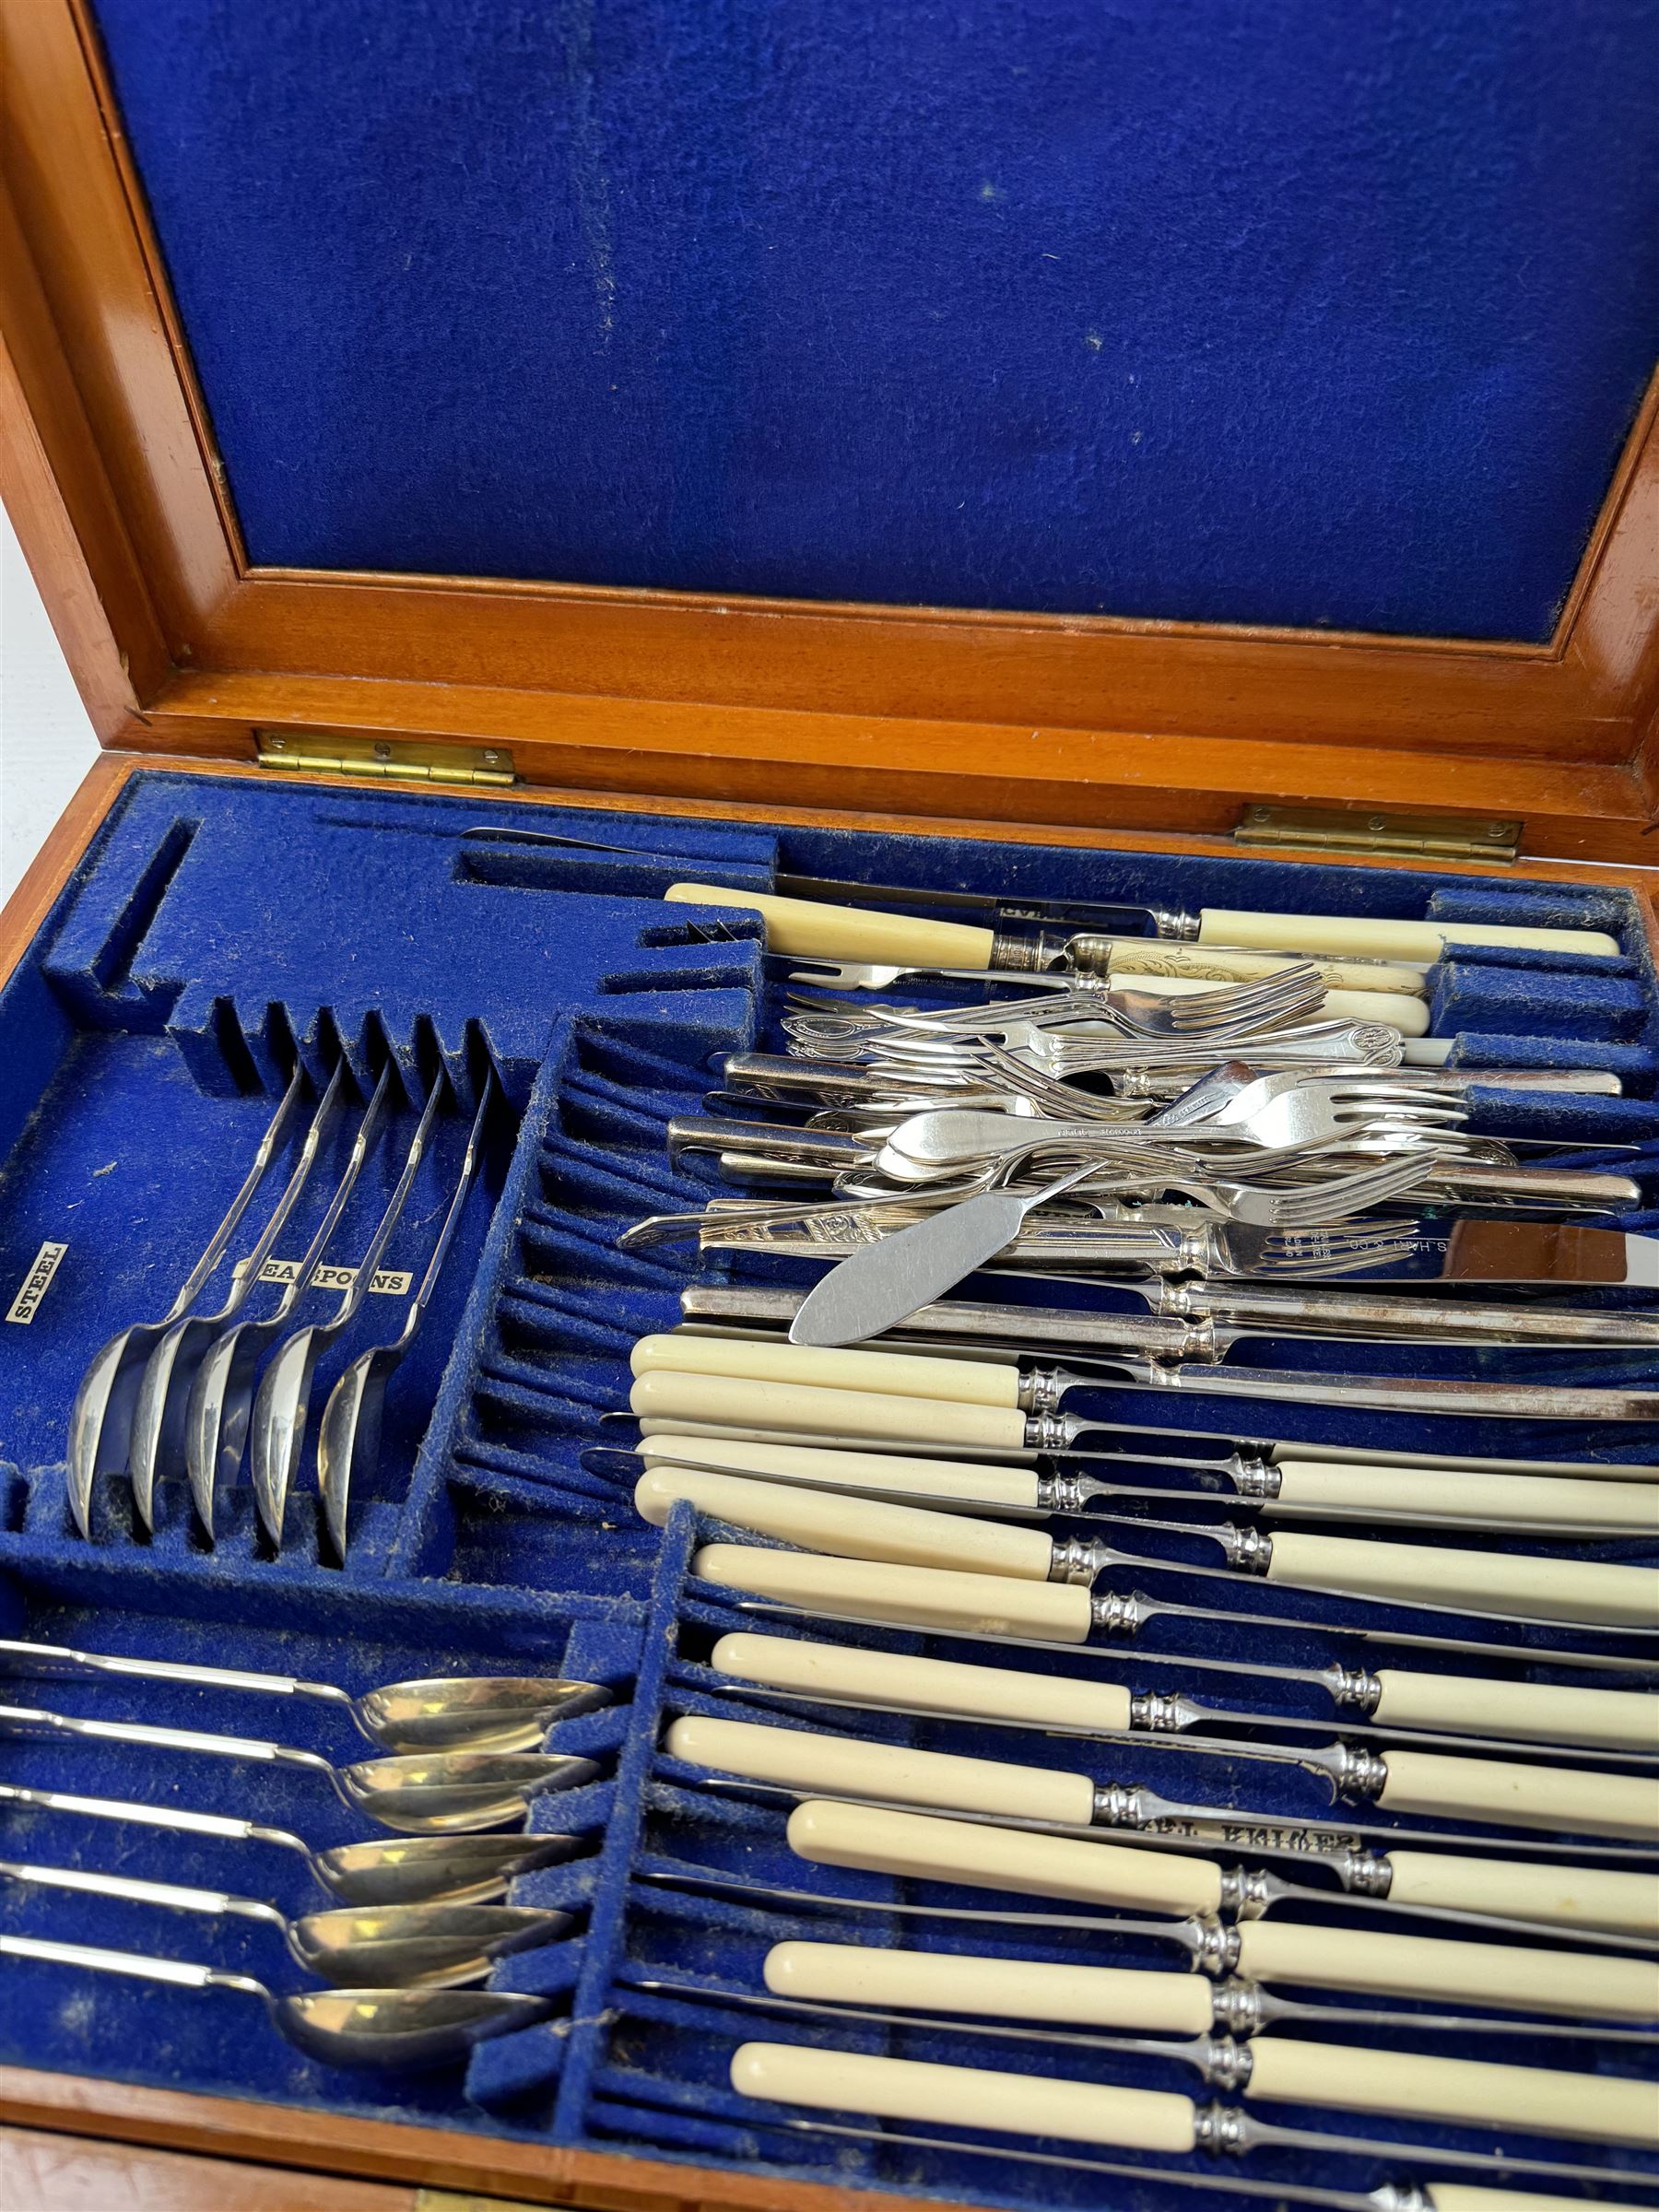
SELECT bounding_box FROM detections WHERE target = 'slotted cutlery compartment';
[0,1550,643,2122]
[2,760,1658,2210]
[502,1510,1659,2206]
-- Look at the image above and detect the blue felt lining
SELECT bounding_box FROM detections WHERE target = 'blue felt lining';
[83,0,1659,639]
[1,767,1656,2209]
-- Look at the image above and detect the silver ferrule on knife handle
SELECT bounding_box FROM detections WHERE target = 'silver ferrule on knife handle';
[1128,1689,1216,1734]
[1084,1589,1150,1634]
[1042,1464,1280,1512]
[1186,1915,1245,1976]
[1068,916,1203,957]
[1049,1527,1275,1582]
[989,927,1075,971]
[1018,1335,1224,1410]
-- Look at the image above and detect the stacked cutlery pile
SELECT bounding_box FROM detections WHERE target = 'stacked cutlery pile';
[599,882,1659,2204]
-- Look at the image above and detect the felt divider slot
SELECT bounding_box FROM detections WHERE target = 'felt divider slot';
[512,1511,1658,2206]
[0,1550,644,2128]
[6,769,1659,2206]
[390,998,757,1590]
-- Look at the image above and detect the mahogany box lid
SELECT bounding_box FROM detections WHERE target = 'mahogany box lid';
[2,0,1658,864]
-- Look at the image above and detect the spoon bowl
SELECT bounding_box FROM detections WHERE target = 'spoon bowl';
[357,1675,612,1754]
[338,1749,600,1832]
[276,1982,553,2067]
[288,1901,571,1987]
[312,1829,586,1905]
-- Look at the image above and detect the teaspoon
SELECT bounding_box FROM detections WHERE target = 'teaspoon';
[0,1782,585,1905]
[0,1636,611,1752]
[0,1932,551,2069]
[0,1703,598,1832]
[0,1857,568,1987]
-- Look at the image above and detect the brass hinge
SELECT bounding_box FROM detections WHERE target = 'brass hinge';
[1235,803,1520,865]
[256,732,516,787]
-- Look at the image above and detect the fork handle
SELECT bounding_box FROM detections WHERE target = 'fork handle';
[665,885,996,969]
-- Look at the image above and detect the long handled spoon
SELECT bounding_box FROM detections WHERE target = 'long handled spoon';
[638,1455,1659,1631]
[0,1857,568,1987]
[66,1063,306,1537]
[0,1703,597,1832]
[126,1062,347,1530]
[0,1636,610,1752]
[253,1070,448,1547]
[317,1071,496,1559]
[186,1062,395,1535]
[0,1782,584,1905]
[638,1853,1659,2031]
[0,1932,550,2068]
[654,1971,1659,2147]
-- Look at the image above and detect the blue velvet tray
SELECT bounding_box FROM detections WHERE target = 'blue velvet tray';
[0,765,1653,2210]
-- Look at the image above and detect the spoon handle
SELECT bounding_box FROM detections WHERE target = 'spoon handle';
[0,1930,224,1990]
[0,1701,327,1774]
[0,1779,277,1846]
[0,1855,269,1924]
[0,1635,341,1707]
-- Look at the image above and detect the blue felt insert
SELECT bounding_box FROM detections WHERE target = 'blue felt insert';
[0,766,1655,2210]
[84,1,1659,640]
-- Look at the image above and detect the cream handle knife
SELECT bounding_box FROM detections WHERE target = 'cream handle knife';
[1197,906,1620,962]
[730,2039,1655,2155]
[629,1369,1026,1448]
[766,1943,1659,2092]
[665,884,998,967]
[665,883,1621,964]
[784,1795,1227,1916]
[692,1544,1659,1752]
[765,1936,1214,2030]
[692,1539,1099,1638]
[700,1626,1659,1839]
[641,1432,1046,1512]
[665,1712,1098,1826]
[1227,1918,1659,2022]
[730,2040,1199,2154]
[712,1630,1134,1734]
[631,1334,1022,1409]
[637,1465,1054,1576]
[784,1796,1659,1943]
[646,1458,1659,1627]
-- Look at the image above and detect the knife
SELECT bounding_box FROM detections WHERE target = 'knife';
[693,1199,1659,1283]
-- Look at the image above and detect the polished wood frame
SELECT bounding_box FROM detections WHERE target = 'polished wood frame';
[3,0,1659,859]
[5,0,1659,2199]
